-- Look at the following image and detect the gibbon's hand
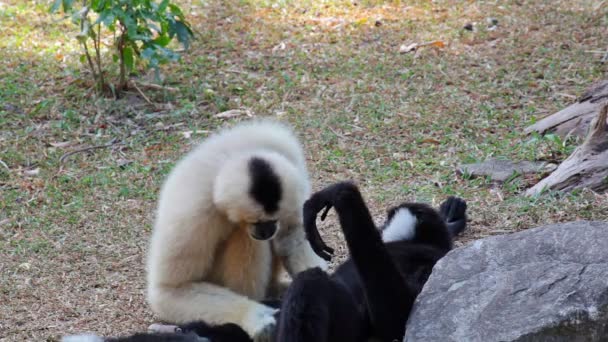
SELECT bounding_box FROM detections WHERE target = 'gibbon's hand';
[303,199,333,261]
[303,182,359,261]
[242,304,279,342]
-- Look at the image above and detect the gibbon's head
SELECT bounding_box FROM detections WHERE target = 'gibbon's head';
[381,203,450,248]
[213,151,305,241]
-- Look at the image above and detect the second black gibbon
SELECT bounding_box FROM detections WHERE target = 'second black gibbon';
[276,181,468,342]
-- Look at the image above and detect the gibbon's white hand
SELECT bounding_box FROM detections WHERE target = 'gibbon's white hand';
[242,304,279,342]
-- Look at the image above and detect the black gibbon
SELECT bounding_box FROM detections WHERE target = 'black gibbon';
[276,181,468,342]
[145,120,326,341]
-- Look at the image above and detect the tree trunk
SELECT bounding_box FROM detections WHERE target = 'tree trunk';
[525,80,608,138]
[526,103,608,196]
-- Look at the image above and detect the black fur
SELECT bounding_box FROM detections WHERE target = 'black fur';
[278,181,468,342]
[101,321,251,342]
[248,157,282,214]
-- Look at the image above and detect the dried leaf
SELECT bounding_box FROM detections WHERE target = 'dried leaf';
[181,130,209,139]
[399,40,446,54]
[354,17,369,26]
[23,168,40,177]
[399,43,419,54]
[49,141,73,148]
[214,108,254,119]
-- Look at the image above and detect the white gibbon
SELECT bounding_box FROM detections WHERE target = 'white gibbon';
[146,119,326,341]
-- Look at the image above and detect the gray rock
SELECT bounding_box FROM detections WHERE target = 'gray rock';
[457,158,557,182]
[404,221,608,342]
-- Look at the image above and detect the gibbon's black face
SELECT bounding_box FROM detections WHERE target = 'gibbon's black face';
[249,219,278,240]
[246,157,283,241]
[248,157,282,212]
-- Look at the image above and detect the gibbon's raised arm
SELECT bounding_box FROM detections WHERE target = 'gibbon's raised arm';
[303,182,416,341]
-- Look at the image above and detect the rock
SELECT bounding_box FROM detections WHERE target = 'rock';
[404,221,608,342]
[457,158,556,182]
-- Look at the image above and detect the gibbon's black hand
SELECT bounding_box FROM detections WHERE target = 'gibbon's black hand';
[303,194,335,261]
[320,205,332,221]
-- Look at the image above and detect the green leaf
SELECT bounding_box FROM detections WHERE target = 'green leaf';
[153,33,171,47]
[168,4,184,18]
[62,0,75,12]
[169,20,193,49]
[49,0,62,13]
[157,0,170,13]
[123,46,135,71]
[94,9,115,26]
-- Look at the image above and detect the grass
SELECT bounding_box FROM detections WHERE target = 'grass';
[1,0,608,340]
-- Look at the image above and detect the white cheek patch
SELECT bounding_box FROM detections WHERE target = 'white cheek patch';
[382,208,417,243]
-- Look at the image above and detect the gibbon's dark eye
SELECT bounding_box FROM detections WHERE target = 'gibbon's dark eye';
[249,220,278,240]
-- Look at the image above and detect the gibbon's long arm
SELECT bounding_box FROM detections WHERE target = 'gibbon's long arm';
[150,281,276,339]
[272,221,329,275]
[304,182,416,341]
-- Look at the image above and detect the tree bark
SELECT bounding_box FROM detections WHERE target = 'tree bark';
[526,103,608,196]
[525,80,608,138]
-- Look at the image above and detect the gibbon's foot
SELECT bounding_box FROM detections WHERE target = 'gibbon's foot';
[147,323,181,334]
[242,304,278,342]
[439,196,468,237]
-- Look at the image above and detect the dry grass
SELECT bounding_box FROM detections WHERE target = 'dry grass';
[1,0,608,340]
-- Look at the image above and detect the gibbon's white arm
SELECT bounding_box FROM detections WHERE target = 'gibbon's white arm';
[148,281,277,339]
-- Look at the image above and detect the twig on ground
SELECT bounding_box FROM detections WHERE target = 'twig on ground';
[59,138,120,164]
[131,82,153,105]
[0,160,9,171]
[133,81,178,92]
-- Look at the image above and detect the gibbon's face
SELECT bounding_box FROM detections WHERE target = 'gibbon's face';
[215,156,286,241]
[243,157,283,241]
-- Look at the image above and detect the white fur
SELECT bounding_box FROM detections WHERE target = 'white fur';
[382,208,417,243]
[146,119,326,340]
[61,335,104,342]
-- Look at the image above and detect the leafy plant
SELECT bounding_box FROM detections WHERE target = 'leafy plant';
[526,132,577,160]
[50,0,194,95]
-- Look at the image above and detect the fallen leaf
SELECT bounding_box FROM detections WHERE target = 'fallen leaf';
[399,43,419,53]
[399,40,446,54]
[181,130,209,139]
[214,108,254,119]
[354,17,369,26]
[49,141,73,148]
[23,168,40,177]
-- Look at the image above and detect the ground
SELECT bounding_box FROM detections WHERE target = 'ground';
[1,0,607,340]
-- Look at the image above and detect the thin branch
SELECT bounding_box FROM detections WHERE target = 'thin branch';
[94,22,104,90]
[0,159,9,171]
[131,82,152,105]
[59,139,120,164]
[133,81,178,92]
